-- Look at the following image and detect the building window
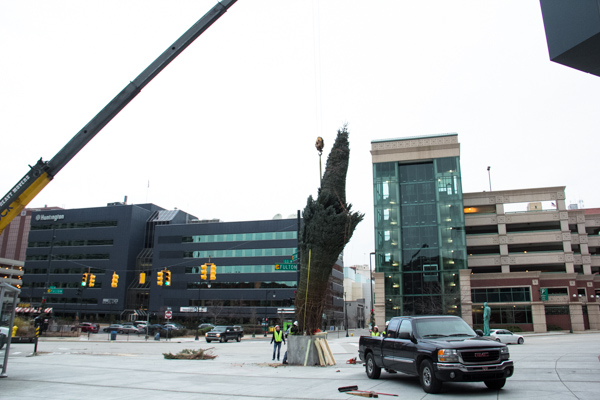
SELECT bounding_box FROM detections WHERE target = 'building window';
[183,231,297,243]
[473,305,532,325]
[184,247,297,259]
[544,306,569,315]
[30,221,118,230]
[471,287,531,303]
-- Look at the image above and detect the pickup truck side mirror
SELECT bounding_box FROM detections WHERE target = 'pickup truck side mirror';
[475,329,484,337]
[398,331,411,340]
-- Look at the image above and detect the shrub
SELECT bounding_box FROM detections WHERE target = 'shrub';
[547,324,565,331]
[158,328,188,338]
[503,326,524,333]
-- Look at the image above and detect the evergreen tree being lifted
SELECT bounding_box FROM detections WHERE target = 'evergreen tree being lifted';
[296,125,364,334]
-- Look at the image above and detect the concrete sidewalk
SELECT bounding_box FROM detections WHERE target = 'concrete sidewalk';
[1,331,599,399]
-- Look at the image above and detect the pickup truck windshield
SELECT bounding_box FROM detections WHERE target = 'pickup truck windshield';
[213,326,228,332]
[415,318,475,339]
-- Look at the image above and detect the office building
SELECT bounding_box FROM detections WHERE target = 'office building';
[149,217,300,324]
[23,203,164,318]
[371,134,600,332]
[463,187,600,332]
[22,203,308,326]
[371,133,467,324]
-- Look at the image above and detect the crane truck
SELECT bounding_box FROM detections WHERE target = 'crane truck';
[0,0,238,235]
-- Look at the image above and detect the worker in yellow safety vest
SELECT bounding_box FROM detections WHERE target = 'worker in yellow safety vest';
[271,325,286,361]
[371,326,380,336]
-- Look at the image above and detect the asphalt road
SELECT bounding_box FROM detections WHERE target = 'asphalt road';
[1,330,599,399]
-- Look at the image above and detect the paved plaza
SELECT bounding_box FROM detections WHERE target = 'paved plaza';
[1,329,599,399]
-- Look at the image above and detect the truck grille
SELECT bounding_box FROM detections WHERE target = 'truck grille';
[459,349,500,363]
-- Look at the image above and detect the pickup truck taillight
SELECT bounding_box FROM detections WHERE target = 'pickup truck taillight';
[438,349,459,363]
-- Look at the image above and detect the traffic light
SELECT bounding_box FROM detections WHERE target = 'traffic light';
[157,270,164,286]
[139,272,146,284]
[81,273,88,287]
[164,270,171,286]
[88,274,96,287]
[210,264,217,280]
[200,264,207,280]
[111,272,119,288]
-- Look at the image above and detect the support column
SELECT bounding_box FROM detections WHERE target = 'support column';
[569,303,585,332]
[587,302,600,330]
[531,303,547,333]
[459,269,473,326]
[373,272,385,328]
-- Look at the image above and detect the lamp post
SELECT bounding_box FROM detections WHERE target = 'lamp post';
[369,252,375,328]
[263,290,276,337]
[344,292,349,337]
[43,227,56,308]
[487,166,492,192]
[195,278,201,340]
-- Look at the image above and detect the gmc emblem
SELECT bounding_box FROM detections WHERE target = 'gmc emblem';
[475,352,489,358]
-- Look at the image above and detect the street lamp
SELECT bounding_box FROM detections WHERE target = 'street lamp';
[344,292,349,337]
[264,290,276,337]
[195,278,201,341]
[369,252,375,328]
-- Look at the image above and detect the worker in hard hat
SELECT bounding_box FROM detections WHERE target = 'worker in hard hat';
[282,321,299,365]
[371,326,380,336]
[270,325,285,361]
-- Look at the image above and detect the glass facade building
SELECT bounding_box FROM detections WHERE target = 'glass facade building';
[371,134,467,321]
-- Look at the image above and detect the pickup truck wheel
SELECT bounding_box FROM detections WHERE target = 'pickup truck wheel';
[220,336,225,343]
[236,336,241,342]
[484,378,506,390]
[419,359,442,394]
[206,339,211,343]
[365,353,381,379]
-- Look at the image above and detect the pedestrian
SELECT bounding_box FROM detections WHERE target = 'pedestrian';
[271,324,285,361]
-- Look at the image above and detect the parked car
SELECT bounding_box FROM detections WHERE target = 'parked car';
[102,324,142,334]
[71,322,99,333]
[135,323,148,331]
[198,323,215,330]
[103,324,124,333]
[163,323,184,331]
[490,329,524,344]
[0,326,9,350]
[145,324,164,334]
[205,326,243,343]
[119,325,144,334]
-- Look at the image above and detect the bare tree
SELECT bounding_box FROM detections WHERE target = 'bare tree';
[207,300,225,325]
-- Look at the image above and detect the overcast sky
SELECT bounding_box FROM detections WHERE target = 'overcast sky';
[1,1,599,267]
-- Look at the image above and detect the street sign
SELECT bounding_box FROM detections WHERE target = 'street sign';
[275,264,297,271]
[47,288,63,294]
[165,310,172,319]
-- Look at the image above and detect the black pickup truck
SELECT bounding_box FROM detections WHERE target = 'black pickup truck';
[359,315,514,393]
[205,325,243,343]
